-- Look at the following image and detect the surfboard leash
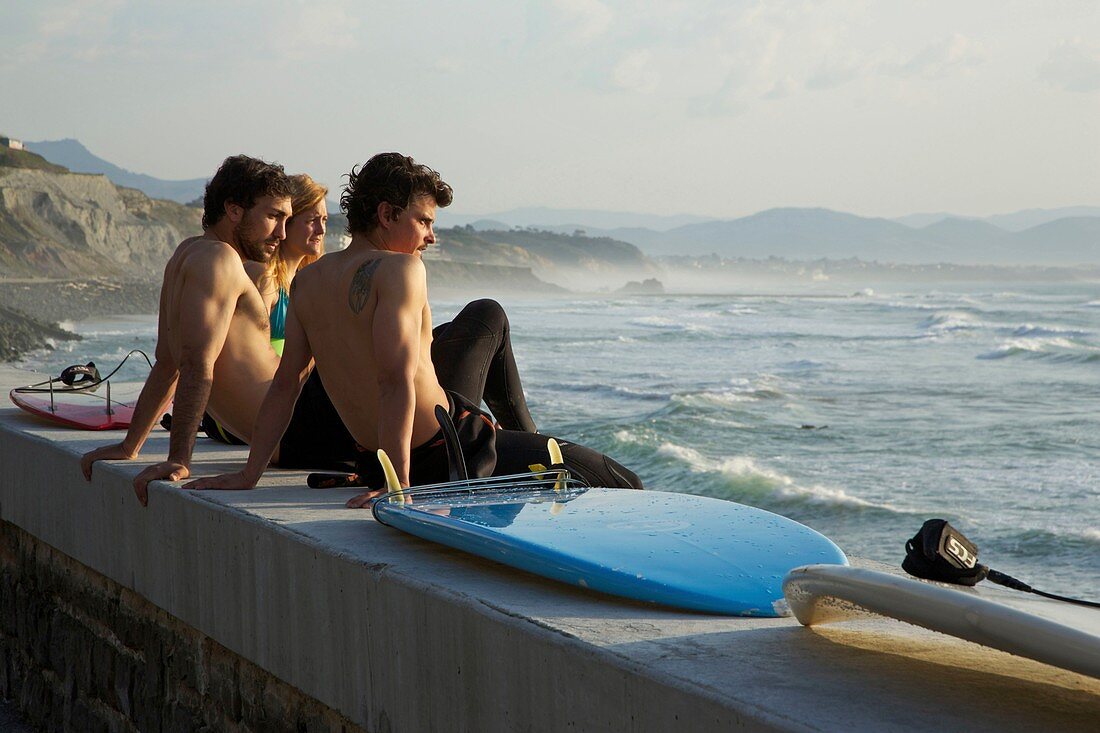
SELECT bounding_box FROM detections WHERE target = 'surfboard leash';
[903,519,1100,609]
[13,349,153,415]
[13,349,153,395]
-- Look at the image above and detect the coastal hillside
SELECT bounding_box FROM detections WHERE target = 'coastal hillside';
[0,150,201,278]
[436,226,660,289]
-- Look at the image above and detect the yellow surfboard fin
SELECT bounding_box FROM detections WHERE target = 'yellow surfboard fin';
[547,438,563,466]
[377,449,404,503]
[547,438,566,493]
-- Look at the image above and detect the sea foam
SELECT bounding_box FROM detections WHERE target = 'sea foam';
[978,337,1085,360]
[920,310,986,333]
[654,442,895,511]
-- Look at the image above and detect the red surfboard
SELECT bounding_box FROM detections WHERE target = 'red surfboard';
[9,390,136,430]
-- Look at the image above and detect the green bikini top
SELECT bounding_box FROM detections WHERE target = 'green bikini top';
[270,288,289,356]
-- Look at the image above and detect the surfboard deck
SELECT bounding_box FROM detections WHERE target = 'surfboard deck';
[373,485,847,616]
[783,564,1100,679]
[9,390,136,430]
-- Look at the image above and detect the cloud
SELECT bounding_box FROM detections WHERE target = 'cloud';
[805,58,864,90]
[552,0,613,43]
[268,3,361,60]
[1039,38,1100,92]
[611,50,660,94]
[881,33,985,79]
[37,0,126,40]
[761,76,797,100]
[431,57,464,75]
[587,2,884,114]
[9,0,127,64]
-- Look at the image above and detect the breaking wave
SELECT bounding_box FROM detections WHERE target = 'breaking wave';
[978,337,1099,361]
[920,311,987,333]
[1010,324,1091,338]
[650,441,898,512]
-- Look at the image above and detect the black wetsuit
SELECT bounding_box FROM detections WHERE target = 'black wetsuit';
[431,299,537,433]
[277,368,359,471]
[346,390,643,490]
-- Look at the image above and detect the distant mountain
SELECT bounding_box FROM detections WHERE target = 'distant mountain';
[1001,217,1100,264]
[893,212,977,228]
[468,219,510,231]
[985,207,1100,232]
[442,206,1097,265]
[439,206,713,232]
[567,208,1099,265]
[656,208,953,260]
[917,217,1006,251]
[895,206,1100,231]
[26,139,207,204]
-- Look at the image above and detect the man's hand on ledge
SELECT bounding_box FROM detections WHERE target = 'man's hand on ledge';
[182,471,257,492]
[345,488,390,509]
[133,461,190,507]
[80,442,137,481]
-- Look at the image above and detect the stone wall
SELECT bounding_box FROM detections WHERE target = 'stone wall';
[0,521,364,733]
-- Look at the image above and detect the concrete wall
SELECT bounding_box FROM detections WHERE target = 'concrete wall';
[0,520,363,732]
[0,366,1097,732]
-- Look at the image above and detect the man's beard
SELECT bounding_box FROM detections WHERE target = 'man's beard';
[234,219,276,263]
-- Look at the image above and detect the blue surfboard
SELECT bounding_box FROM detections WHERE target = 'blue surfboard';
[372,483,847,616]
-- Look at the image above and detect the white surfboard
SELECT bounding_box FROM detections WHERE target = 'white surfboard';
[783,564,1100,679]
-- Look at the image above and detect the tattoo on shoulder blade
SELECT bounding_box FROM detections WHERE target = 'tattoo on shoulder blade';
[348,259,383,314]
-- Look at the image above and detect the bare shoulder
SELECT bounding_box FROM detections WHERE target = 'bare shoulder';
[378,253,426,281]
[342,254,424,314]
[178,239,246,285]
[358,254,425,296]
[166,235,202,268]
[292,258,325,291]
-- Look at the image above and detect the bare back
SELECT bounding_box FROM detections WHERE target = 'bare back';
[160,237,280,440]
[289,248,447,455]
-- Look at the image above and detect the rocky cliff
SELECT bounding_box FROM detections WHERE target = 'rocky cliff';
[0,166,200,278]
[435,226,661,291]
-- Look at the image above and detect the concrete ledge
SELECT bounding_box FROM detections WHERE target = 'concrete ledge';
[1,366,1098,731]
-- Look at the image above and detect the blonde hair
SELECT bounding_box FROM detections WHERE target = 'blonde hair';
[269,173,328,293]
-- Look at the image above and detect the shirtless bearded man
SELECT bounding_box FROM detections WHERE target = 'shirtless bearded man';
[187,153,642,499]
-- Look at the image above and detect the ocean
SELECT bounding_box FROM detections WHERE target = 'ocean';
[18,282,1100,600]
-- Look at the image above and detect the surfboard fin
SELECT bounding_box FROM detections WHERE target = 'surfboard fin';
[376,449,404,503]
[435,404,470,484]
[547,439,566,493]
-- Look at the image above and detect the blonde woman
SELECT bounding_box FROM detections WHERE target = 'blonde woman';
[247,173,328,355]
[197,174,329,444]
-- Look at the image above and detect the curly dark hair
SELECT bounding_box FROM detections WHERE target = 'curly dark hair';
[341,153,453,234]
[202,155,293,228]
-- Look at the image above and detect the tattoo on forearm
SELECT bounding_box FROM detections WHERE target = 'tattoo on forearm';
[348,260,383,314]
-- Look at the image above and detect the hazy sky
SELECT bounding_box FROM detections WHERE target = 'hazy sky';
[2,1,1098,220]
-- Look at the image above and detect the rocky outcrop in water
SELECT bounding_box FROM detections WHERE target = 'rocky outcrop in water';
[616,278,665,294]
[0,302,79,362]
